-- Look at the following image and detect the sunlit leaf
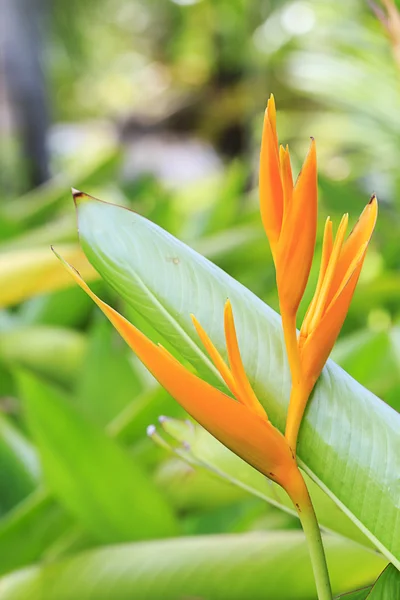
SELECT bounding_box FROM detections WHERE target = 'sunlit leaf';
[0,531,386,600]
[0,244,97,308]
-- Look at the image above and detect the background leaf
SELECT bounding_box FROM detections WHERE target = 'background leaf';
[17,370,178,543]
[0,532,386,600]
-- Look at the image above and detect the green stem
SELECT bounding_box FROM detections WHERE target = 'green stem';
[287,470,332,600]
[284,382,310,454]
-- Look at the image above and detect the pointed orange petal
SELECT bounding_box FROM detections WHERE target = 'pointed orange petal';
[279,144,293,213]
[259,100,283,254]
[276,138,318,314]
[300,201,377,385]
[191,314,238,398]
[267,94,278,152]
[223,301,267,420]
[308,212,348,332]
[326,196,378,306]
[300,217,333,340]
[55,251,295,485]
[300,256,363,386]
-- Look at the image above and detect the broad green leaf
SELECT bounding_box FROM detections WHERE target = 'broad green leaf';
[0,414,41,515]
[0,244,96,308]
[75,196,400,566]
[17,370,178,543]
[0,532,386,600]
[152,418,372,548]
[336,564,400,600]
[0,326,86,386]
[367,564,400,599]
[0,387,180,575]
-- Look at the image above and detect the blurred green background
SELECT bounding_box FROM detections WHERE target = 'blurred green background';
[0,0,399,597]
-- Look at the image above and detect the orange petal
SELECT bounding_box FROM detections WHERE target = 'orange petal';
[223,300,267,420]
[55,251,295,485]
[191,314,238,398]
[266,94,278,151]
[307,213,348,332]
[259,99,283,254]
[276,138,318,313]
[300,248,366,386]
[279,145,293,213]
[326,196,378,307]
[300,217,333,340]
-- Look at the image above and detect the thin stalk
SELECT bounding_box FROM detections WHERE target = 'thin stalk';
[285,382,311,454]
[286,469,332,600]
[281,309,301,386]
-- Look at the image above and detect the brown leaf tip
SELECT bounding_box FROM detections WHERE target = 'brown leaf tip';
[71,188,86,206]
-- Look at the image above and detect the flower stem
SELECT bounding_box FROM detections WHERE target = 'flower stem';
[285,382,310,454]
[281,309,301,386]
[286,470,332,600]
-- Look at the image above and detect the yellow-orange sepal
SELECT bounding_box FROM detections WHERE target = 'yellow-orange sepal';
[259,96,318,316]
[285,196,377,452]
[299,196,378,388]
[55,250,298,489]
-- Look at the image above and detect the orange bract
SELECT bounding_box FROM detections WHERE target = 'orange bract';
[259,94,318,316]
[55,250,298,489]
[299,196,378,387]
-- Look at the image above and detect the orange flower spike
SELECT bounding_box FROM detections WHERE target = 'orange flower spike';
[192,305,267,420]
[276,138,318,317]
[259,95,283,255]
[55,251,298,489]
[301,197,378,384]
[223,300,267,420]
[286,196,378,452]
[259,100,318,390]
[279,145,293,211]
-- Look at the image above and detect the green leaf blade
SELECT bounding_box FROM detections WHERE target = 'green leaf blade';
[75,196,400,566]
[0,532,386,600]
[17,370,178,543]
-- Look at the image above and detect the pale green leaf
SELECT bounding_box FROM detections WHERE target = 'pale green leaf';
[0,532,386,600]
[74,196,400,566]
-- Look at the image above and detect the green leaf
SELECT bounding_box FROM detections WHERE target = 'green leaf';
[367,564,400,599]
[75,319,143,426]
[0,532,386,600]
[0,326,86,386]
[75,196,400,566]
[0,414,41,515]
[336,564,400,600]
[17,370,178,543]
[0,490,72,576]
